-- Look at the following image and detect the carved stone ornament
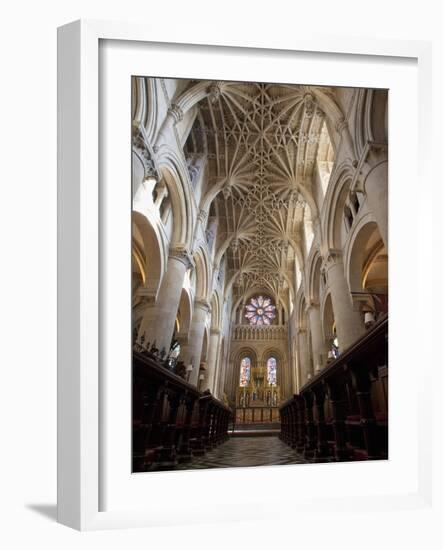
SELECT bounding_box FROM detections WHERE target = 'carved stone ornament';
[351,140,388,193]
[136,289,156,307]
[194,299,211,313]
[186,82,338,298]
[169,246,194,269]
[322,249,343,273]
[335,117,349,135]
[132,122,160,182]
[168,103,184,125]
[197,208,208,225]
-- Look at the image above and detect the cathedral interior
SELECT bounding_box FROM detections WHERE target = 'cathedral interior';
[132,77,388,472]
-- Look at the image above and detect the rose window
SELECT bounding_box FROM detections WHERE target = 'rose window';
[244,295,276,326]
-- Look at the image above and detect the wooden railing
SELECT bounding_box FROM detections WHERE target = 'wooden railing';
[280,315,388,461]
[133,351,231,471]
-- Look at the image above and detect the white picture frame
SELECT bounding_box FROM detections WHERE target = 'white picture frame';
[57,19,434,531]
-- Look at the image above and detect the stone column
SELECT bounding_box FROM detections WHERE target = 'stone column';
[183,299,211,386]
[296,328,311,386]
[307,303,327,372]
[323,250,365,351]
[358,144,388,248]
[203,328,221,393]
[143,246,192,353]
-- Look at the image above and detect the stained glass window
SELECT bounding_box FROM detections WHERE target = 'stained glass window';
[239,357,251,387]
[267,357,277,385]
[244,295,276,326]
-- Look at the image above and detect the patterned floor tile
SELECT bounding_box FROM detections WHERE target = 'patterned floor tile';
[162,436,309,471]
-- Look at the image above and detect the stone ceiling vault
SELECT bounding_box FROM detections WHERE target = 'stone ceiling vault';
[184,81,336,305]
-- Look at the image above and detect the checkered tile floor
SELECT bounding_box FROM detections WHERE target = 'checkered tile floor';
[173,436,308,470]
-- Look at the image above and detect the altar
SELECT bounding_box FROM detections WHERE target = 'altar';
[235,361,280,425]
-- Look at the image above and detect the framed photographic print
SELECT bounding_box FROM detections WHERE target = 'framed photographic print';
[57,19,433,531]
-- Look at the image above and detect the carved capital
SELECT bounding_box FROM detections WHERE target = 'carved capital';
[169,246,193,269]
[132,122,160,182]
[306,301,320,313]
[194,299,211,313]
[136,288,156,307]
[210,327,221,336]
[322,249,343,272]
[351,141,388,194]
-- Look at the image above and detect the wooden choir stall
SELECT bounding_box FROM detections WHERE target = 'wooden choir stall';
[279,315,388,462]
[132,341,232,472]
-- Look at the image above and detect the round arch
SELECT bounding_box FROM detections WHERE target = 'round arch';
[261,347,286,388]
[321,161,355,251]
[193,246,212,302]
[132,210,165,299]
[305,249,323,305]
[295,287,308,330]
[176,287,193,343]
[345,214,381,295]
[157,146,195,249]
[321,291,335,344]
[210,290,222,330]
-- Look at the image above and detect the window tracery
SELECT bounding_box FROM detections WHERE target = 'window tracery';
[267,357,277,385]
[239,357,251,387]
[244,295,276,326]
